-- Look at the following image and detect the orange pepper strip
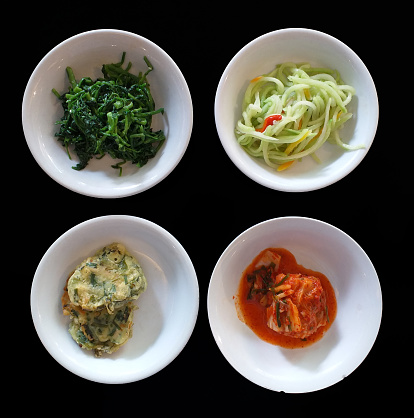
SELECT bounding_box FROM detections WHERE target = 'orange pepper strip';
[277,160,295,171]
[306,127,323,147]
[250,76,263,83]
[285,131,310,155]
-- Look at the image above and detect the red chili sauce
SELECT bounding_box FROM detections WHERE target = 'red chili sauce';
[235,248,337,348]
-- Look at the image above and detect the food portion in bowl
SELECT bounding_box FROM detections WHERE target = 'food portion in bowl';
[235,247,337,348]
[235,62,362,171]
[52,52,165,176]
[61,242,147,357]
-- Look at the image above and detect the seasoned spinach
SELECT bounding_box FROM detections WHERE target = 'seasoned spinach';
[52,53,165,175]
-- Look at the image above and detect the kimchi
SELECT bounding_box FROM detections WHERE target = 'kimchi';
[236,248,336,348]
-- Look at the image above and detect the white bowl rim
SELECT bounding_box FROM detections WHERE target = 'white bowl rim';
[214,27,379,192]
[22,29,193,198]
[30,214,199,383]
[207,215,382,392]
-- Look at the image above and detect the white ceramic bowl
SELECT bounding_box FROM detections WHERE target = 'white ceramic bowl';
[23,29,193,198]
[207,217,382,393]
[31,215,199,383]
[215,28,378,192]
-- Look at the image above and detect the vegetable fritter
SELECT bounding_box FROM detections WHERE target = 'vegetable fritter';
[62,242,147,357]
[67,242,147,314]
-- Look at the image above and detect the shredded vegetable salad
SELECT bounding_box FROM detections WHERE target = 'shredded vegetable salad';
[235,63,363,171]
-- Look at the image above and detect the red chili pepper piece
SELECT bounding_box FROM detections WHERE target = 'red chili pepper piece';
[256,114,282,132]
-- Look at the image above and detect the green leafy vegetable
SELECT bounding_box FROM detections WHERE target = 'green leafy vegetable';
[276,300,281,328]
[52,52,165,175]
[90,273,97,287]
[275,273,289,287]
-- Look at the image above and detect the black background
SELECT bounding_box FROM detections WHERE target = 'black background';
[15,5,403,412]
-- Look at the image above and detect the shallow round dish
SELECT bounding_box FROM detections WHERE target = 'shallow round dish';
[23,29,193,198]
[207,217,382,393]
[31,215,199,384]
[214,28,378,192]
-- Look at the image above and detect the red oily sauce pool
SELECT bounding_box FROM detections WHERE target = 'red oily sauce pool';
[235,247,337,348]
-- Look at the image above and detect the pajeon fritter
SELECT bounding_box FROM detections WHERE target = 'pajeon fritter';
[67,242,147,314]
[63,287,136,356]
[62,242,147,357]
